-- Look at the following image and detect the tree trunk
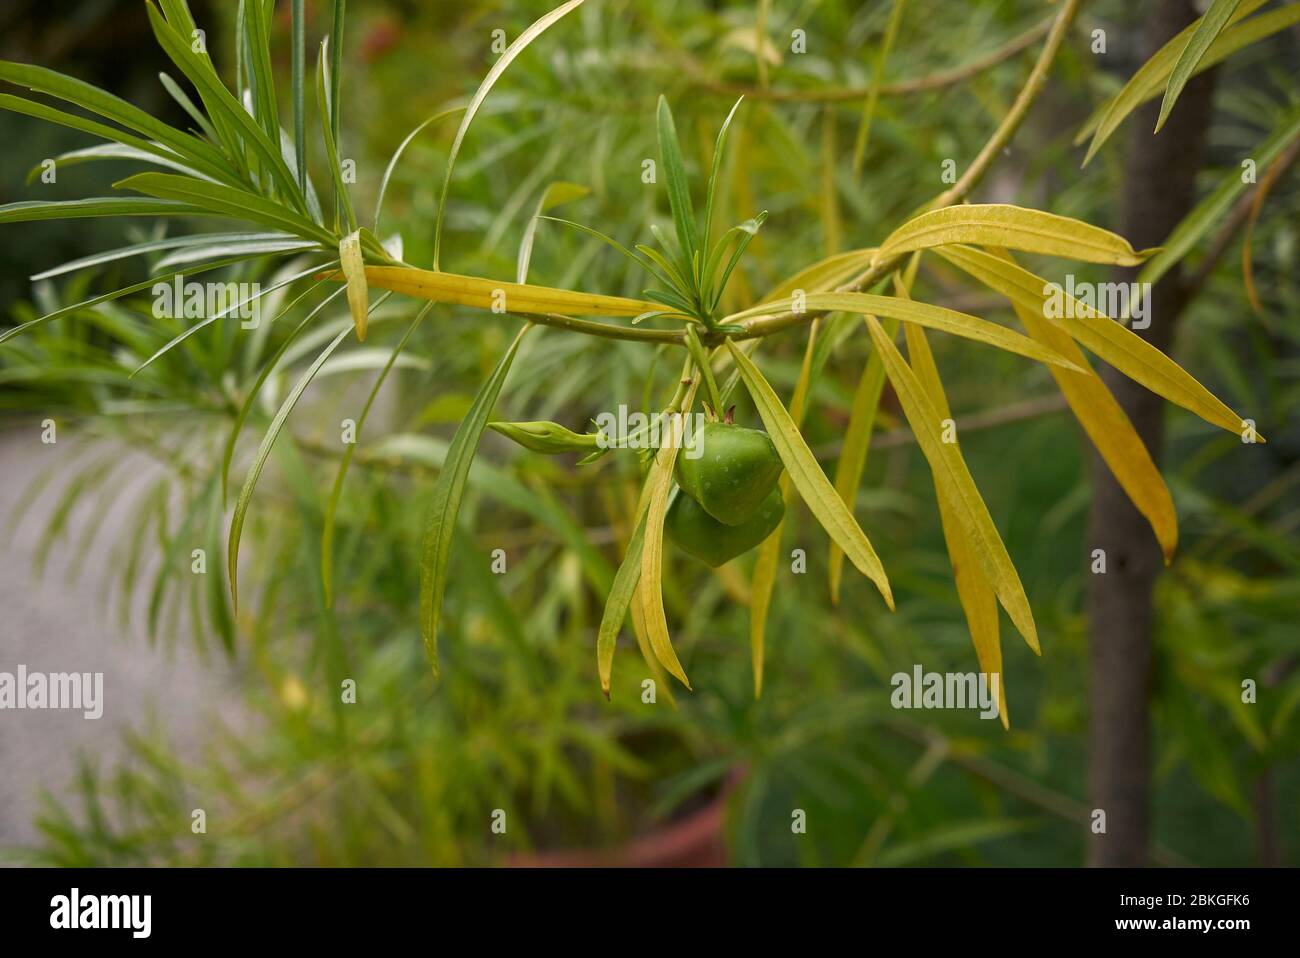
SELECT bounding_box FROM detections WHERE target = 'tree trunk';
[1085,0,1219,868]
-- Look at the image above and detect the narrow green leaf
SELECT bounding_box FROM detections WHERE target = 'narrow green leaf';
[245,0,280,142]
[433,0,587,269]
[517,182,590,283]
[1141,105,1300,286]
[291,0,306,194]
[322,302,431,605]
[541,216,666,284]
[374,106,465,232]
[656,95,700,269]
[134,259,335,374]
[229,325,353,612]
[0,59,231,175]
[0,197,204,224]
[0,254,253,347]
[329,0,346,149]
[158,71,219,142]
[702,97,745,253]
[419,324,533,673]
[851,0,907,174]
[114,171,334,244]
[221,284,346,501]
[709,212,768,313]
[30,231,292,281]
[317,38,358,233]
[0,92,231,184]
[1081,0,1294,165]
[145,2,306,212]
[1157,0,1245,133]
[153,236,315,271]
[23,143,214,186]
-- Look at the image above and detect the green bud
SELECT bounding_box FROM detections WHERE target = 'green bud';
[488,420,602,455]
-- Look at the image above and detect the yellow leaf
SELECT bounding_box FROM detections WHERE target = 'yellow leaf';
[986,252,1179,563]
[876,204,1155,265]
[750,320,819,698]
[338,230,368,341]
[761,247,877,302]
[321,264,662,318]
[865,316,1038,654]
[729,290,1085,371]
[902,312,1009,727]
[827,316,893,605]
[637,386,699,689]
[826,256,922,605]
[725,340,894,610]
[934,244,1256,440]
[937,494,1008,725]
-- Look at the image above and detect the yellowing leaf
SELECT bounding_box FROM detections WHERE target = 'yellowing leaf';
[729,290,1084,370]
[761,247,877,302]
[936,493,1008,725]
[865,316,1038,654]
[322,264,661,318]
[876,204,1154,266]
[597,509,648,696]
[828,316,894,605]
[935,244,1255,440]
[902,316,1008,727]
[750,320,819,697]
[338,230,368,341]
[638,389,698,689]
[725,340,893,609]
[984,250,1179,563]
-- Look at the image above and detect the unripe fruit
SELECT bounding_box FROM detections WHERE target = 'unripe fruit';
[675,422,782,526]
[666,486,784,567]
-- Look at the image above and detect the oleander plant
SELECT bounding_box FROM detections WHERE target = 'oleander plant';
[2,0,1296,866]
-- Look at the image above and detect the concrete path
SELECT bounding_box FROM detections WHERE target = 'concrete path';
[0,423,243,855]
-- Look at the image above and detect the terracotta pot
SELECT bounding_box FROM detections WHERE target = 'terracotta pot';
[508,768,742,868]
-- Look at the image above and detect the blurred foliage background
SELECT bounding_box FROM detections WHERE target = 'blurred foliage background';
[0,0,1296,866]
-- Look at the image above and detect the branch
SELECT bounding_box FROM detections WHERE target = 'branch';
[692,16,1054,103]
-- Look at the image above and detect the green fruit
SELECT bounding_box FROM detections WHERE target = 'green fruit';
[675,422,783,526]
[666,487,785,567]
